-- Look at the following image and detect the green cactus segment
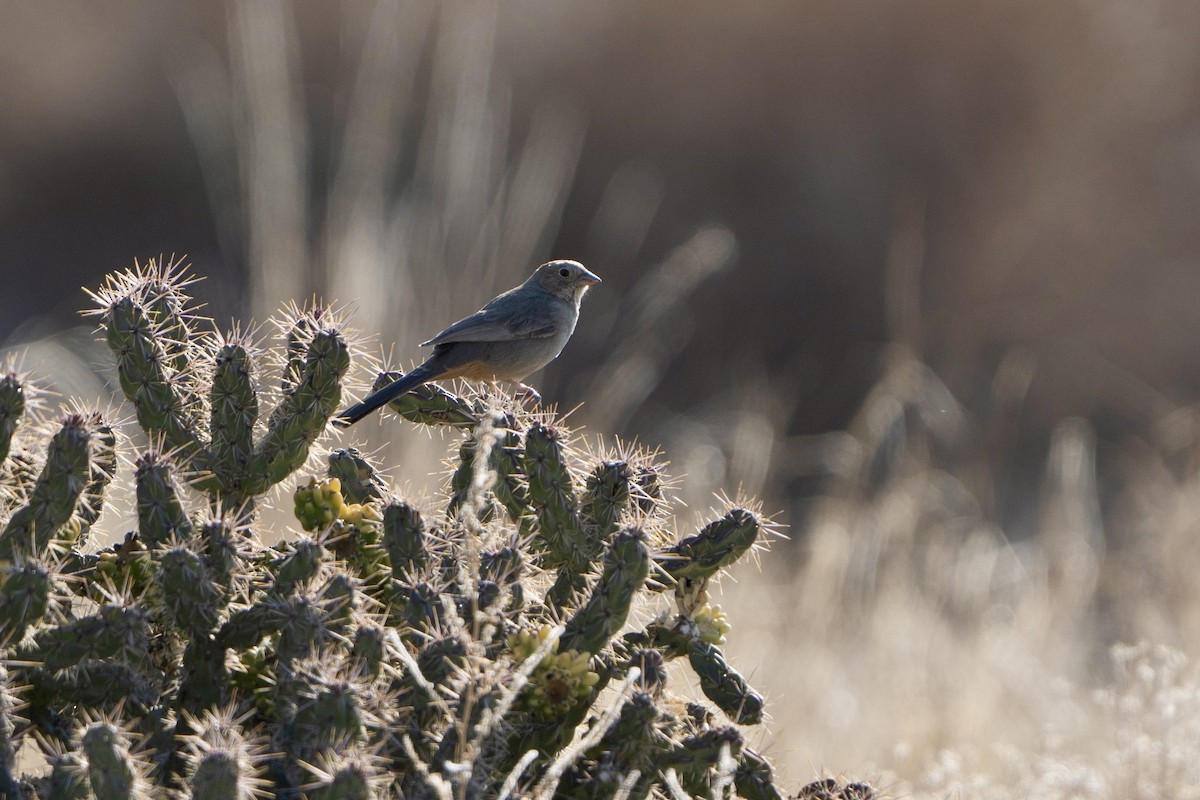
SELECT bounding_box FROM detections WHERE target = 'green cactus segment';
[26,662,158,718]
[24,605,150,672]
[622,621,693,660]
[246,328,350,495]
[200,518,240,595]
[0,372,25,466]
[735,747,787,800]
[583,460,632,541]
[561,691,667,798]
[82,723,141,800]
[480,545,524,586]
[44,751,91,800]
[0,415,93,560]
[75,419,118,542]
[561,530,651,655]
[282,314,318,393]
[157,547,224,636]
[0,561,53,644]
[420,633,469,686]
[351,625,386,679]
[666,726,744,796]
[687,639,765,725]
[327,448,385,504]
[625,648,668,696]
[399,581,448,633]
[523,423,592,572]
[447,414,529,529]
[447,437,485,520]
[372,371,477,428]
[0,666,19,798]
[135,451,195,548]
[218,603,278,652]
[480,546,525,611]
[656,508,760,587]
[221,594,336,667]
[320,573,358,635]
[104,296,206,464]
[303,753,374,800]
[633,465,664,516]
[182,710,263,800]
[210,341,259,492]
[275,596,333,665]
[492,425,533,532]
[271,538,325,596]
[187,750,241,800]
[382,501,429,576]
[142,278,197,377]
[1,450,38,512]
[292,679,366,748]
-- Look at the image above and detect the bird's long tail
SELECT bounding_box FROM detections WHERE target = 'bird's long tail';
[333,362,442,428]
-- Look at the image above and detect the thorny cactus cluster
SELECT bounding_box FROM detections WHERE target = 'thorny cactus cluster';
[0,260,842,800]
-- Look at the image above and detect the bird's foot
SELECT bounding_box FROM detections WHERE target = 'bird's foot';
[507,381,542,403]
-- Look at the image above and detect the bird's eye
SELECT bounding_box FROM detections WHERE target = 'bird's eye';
[559,267,571,278]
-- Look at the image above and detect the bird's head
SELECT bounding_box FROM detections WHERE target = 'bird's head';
[531,260,602,303]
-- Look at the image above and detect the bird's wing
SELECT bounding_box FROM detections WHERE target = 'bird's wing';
[420,291,559,346]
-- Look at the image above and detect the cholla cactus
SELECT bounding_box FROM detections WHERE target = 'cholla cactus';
[0,260,854,800]
[88,260,351,509]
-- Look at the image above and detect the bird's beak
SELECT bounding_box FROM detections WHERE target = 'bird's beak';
[579,267,603,286]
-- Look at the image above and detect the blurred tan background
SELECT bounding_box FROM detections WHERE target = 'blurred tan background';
[5,1,1200,793]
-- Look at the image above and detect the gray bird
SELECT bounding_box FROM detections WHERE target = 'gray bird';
[335,260,601,427]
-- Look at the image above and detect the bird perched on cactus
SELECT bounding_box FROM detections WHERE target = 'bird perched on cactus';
[335,260,600,427]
